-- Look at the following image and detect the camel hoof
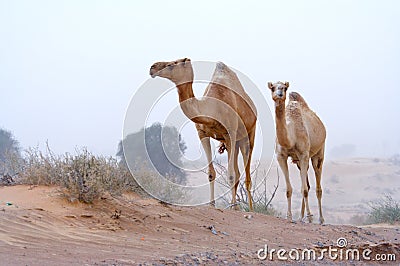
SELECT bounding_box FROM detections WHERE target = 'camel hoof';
[319,217,325,225]
[299,215,312,223]
[209,200,215,207]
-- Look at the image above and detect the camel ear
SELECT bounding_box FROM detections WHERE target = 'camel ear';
[267,82,274,90]
[284,82,290,88]
[183,58,191,66]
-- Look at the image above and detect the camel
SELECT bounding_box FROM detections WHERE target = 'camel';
[150,58,257,210]
[268,81,326,224]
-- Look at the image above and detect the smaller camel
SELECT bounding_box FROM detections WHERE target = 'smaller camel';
[268,81,326,224]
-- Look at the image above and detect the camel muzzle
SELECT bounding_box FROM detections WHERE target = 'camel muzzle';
[276,90,284,98]
[149,68,158,78]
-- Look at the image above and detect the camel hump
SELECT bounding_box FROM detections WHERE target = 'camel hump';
[215,61,236,77]
[213,61,238,84]
[216,61,228,71]
[289,92,304,102]
[289,92,309,109]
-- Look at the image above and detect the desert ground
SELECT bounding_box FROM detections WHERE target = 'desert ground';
[0,157,399,266]
[187,157,400,224]
[264,157,400,224]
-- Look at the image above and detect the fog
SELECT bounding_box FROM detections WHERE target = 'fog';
[1,1,399,159]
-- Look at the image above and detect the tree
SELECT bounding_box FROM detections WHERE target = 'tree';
[0,128,22,175]
[117,123,187,184]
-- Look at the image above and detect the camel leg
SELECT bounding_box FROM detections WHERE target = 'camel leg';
[296,162,310,222]
[298,154,312,223]
[312,147,325,224]
[232,142,240,210]
[239,130,255,211]
[224,133,239,210]
[199,133,216,207]
[277,154,292,221]
[295,162,306,218]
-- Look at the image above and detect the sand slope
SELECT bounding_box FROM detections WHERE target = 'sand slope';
[0,185,399,265]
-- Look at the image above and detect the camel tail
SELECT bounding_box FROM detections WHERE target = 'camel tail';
[289,92,310,109]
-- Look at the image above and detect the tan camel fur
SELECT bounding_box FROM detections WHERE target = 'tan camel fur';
[268,81,326,224]
[150,58,257,210]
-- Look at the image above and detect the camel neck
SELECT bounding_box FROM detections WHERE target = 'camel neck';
[176,82,195,102]
[176,82,213,125]
[275,101,291,148]
[275,102,286,120]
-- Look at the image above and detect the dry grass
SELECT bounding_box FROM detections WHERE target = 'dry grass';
[12,145,189,204]
[128,162,190,204]
[19,146,146,203]
[213,160,280,216]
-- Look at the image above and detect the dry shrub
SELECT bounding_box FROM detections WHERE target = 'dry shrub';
[20,146,146,203]
[129,163,190,204]
[213,160,280,215]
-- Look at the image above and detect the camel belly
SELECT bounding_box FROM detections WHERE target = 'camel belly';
[196,123,226,140]
[196,123,249,142]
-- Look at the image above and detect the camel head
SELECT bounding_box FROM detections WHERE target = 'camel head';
[150,58,194,84]
[268,81,289,103]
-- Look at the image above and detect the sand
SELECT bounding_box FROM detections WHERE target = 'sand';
[0,184,399,265]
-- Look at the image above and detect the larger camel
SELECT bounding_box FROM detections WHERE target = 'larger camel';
[268,81,326,224]
[150,58,257,210]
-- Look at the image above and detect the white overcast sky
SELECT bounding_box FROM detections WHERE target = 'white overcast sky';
[1,0,399,158]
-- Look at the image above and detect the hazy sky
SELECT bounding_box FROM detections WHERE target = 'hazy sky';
[1,0,399,158]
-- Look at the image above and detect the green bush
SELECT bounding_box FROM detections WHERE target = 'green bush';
[367,195,400,224]
[117,123,187,185]
[242,202,280,216]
